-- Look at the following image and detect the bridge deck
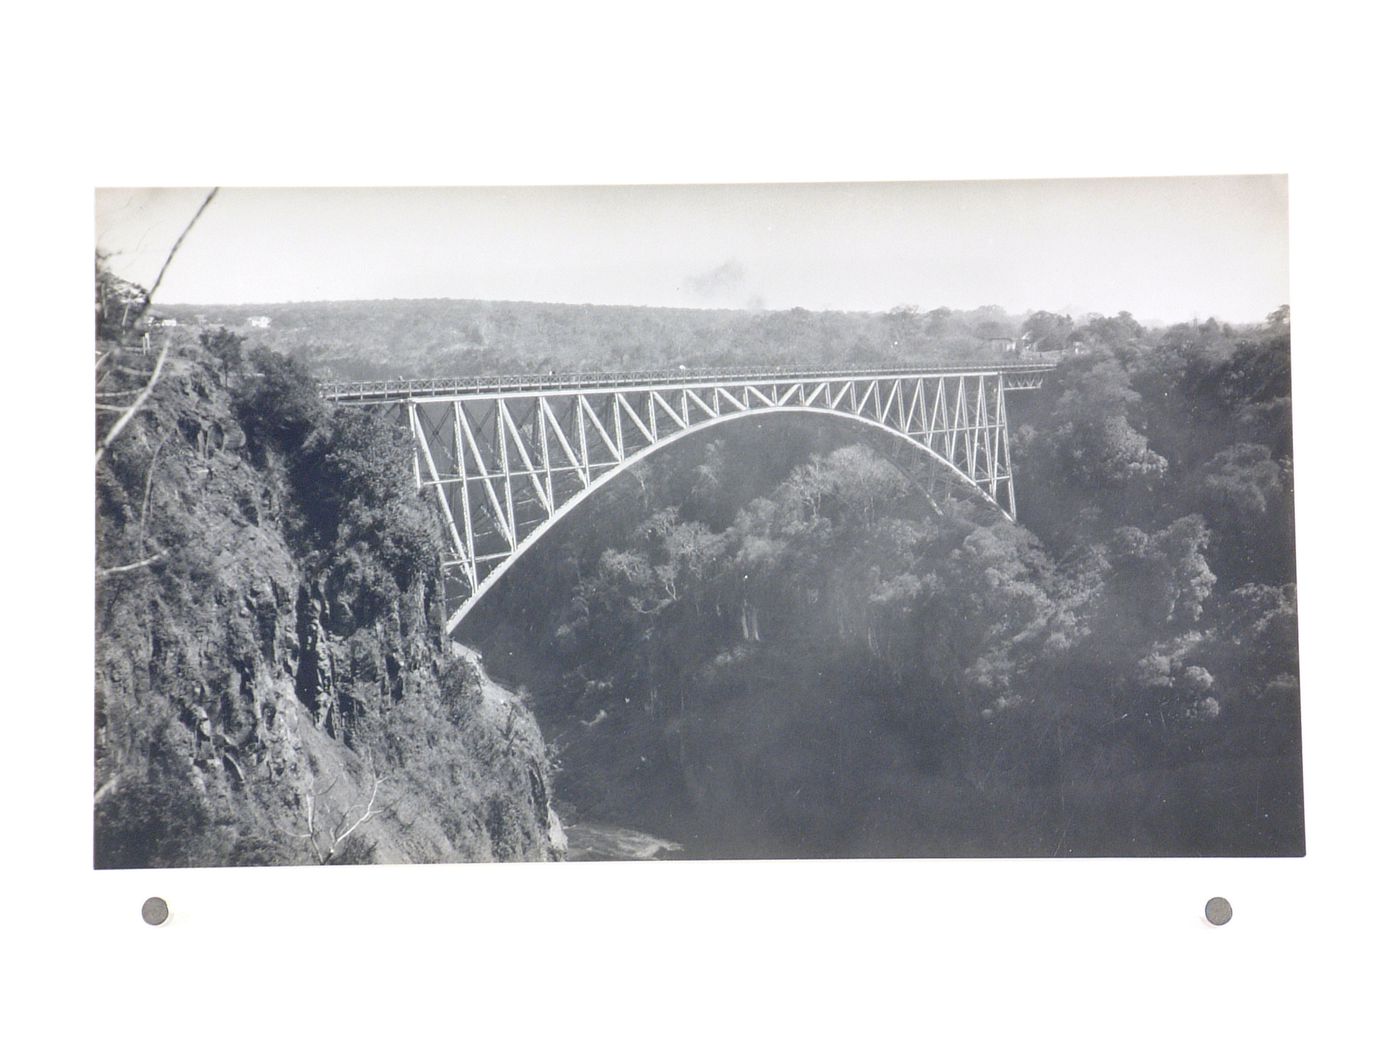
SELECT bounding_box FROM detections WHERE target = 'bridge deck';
[319,361,1056,403]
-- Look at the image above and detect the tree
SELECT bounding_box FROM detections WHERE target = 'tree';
[201,326,247,376]
[94,252,149,340]
[1106,515,1216,629]
[1020,311,1074,354]
[289,771,387,864]
[1037,356,1167,490]
[973,319,1015,341]
[923,307,953,338]
[1072,311,1145,353]
[95,252,170,469]
[294,408,439,586]
[1199,443,1293,585]
[234,347,328,452]
[885,305,923,356]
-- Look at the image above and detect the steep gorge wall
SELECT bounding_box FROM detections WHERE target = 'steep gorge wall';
[95,339,565,866]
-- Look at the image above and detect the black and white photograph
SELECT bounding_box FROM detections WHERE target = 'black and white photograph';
[94,177,1302,866]
[12,5,1400,1047]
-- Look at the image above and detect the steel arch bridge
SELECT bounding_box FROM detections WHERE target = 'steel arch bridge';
[322,363,1052,631]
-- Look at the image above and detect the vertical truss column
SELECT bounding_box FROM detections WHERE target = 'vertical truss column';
[953,376,969,473]
[576,395,591,483]
[501,400,551,514]
[451,400,478,589]
[495,400,518,549]
[537,397,555,512]
[977,375,994,488]
[408,402,422,489]
[930,377,948,456]
[409,401,470,573]
[457,401,512,548]
[541,396,585,486]
[997,374,1017,520]
[612,392,625,461]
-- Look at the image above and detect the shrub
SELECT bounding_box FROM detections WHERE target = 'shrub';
[234,347,328,454]
[294,409,440,586]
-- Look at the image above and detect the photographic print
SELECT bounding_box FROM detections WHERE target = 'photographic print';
[94,178,1300,866]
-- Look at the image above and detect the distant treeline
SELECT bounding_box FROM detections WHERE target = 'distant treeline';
[156,297,1283,381]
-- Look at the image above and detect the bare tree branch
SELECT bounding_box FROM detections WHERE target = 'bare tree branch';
[94,775,121,805]
[331,776,386,855]
[137,434,169,553]
[303,788,318,852]
[283,772,387,863]
[129,188,219,326]
[96,550,167,577]
[95,342,168,465]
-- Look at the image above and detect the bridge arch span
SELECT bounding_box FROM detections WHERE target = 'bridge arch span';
[324,365,1050,630]
[445,404,998,626]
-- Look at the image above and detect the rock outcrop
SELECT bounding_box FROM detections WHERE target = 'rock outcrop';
[95,337,565,866]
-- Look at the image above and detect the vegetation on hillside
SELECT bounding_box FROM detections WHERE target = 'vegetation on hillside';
[95,277,564,866]
[468,307,1300,857]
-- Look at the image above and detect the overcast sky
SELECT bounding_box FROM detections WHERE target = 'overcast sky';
[95,177,1288,323]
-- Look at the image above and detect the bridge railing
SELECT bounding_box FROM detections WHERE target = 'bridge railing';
[319,360,1057,402]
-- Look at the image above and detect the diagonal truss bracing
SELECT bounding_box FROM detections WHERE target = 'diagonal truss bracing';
[378,366,1049,631]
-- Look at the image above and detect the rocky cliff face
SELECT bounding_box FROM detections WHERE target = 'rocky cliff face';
[94,337,566,866]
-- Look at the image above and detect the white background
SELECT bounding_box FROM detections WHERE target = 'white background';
[3,3,1396,1045]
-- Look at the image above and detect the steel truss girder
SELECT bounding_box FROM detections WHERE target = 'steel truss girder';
[403,371,1027,631]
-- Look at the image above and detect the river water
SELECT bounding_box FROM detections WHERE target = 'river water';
[452,643,685,861]
[564,821,684,861]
